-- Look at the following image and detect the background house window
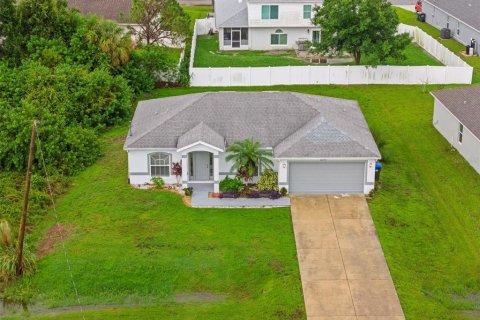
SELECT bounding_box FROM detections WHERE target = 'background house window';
[150,153,170,176]
[312,30,320,44]
[446,16,450,29]
[457,21,460,35]
[271,29,287,45]
[262,5,278,19]
[458,123,464,143]
[224,28,232,46]
[303,5,312,19]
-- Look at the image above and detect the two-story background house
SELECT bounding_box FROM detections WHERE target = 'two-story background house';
[214,0,323,50]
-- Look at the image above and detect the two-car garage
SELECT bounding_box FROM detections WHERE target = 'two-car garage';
[288,161,367,194]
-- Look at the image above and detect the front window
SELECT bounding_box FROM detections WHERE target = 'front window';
[303,5,312,19]
[150,153,170,177]
[224,28,231,46]
[271,29,287,45]
[262,5,279,20]
[241,28,248,45]
[458,123,464,143]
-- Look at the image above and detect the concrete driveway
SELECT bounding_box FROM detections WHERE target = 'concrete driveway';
[291,195,405,320]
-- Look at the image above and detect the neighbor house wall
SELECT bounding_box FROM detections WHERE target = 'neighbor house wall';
[422,1,480,53]
[247,2,319,28]
[433,99,480,174]
[249,27,319,50]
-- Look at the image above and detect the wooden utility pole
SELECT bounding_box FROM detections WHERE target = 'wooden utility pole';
[16,120,37,276]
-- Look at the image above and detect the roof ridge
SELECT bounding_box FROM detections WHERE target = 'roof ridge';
[126,93,209,148]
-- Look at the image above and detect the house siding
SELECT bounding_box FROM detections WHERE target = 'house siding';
[433,99,480,174]
[422,1,480,53]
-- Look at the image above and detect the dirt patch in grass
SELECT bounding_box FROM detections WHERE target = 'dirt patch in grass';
[173,292,227,303]
[37,224,75,259]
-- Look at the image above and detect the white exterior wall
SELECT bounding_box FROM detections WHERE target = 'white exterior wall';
[127,149,280,185]
[127,149,181,185]
[249,27,319,50]
[433,99,480,174]
[422,1,480,53]
[247,2,318,28]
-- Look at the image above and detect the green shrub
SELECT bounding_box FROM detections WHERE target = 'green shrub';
[257,169,279,191]
[0,220,37,282]
[219,176,243,193]
[151,177,165,188]
[183,187,193,196]
[280,187,288,196]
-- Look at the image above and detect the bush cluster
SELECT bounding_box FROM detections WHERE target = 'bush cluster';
[219,176,243,193]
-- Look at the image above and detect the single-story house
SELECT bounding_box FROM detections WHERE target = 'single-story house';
[124,92,381,194]
[432,85,480,174]
[422,0,480,54]
[214,0,322,51]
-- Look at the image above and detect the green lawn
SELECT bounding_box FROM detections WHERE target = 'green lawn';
[5,84,480,320]
[183,5,212,29]
[395,7,480,83]
[193,34,442,67]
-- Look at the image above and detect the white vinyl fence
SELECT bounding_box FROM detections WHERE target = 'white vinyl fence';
[189,21,473,86]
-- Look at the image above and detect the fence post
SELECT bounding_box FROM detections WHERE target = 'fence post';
[249,67,252,86]
[308,65,311,84]
[444,65,448,84]
[288,65,291,85]
[328,65,331,85]
[269,66,272,86]
[229,67,232,86]
[346,65,349,85]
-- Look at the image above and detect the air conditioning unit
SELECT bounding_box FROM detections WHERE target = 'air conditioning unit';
[296,38,309,51]
[440,28,451,39]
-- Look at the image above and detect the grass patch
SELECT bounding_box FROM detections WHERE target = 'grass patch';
[3,130,304,319]
[193,34,442,67]
[183,5,212,29]
[395,7,480,83]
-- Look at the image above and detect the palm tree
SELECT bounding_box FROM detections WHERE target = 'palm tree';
[83,15,133,67]
[226,138,273,184]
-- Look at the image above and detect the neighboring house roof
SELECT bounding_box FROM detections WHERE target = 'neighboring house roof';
[424,0,480,32]
[125,92,381,159]
[68,0,133,23]
[177,122,225,150]
[431,85,480,140]
[215,0,248,28]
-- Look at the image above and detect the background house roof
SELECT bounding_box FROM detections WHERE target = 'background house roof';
[424,0,480,32]
[215,0,248,28]
[125,92,381,159]
[432,86,480,140]
[68,0,133,23]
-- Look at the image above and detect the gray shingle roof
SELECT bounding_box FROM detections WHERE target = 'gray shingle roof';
[68,0,133,23]
[431,86,480,140]
[424,0,480,32]
[215,0,248,28]
[125,92,380,159]
[177,122,225,150]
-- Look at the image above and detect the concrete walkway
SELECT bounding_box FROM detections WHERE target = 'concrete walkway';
[291,195,405,320]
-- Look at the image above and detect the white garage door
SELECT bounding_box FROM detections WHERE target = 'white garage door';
[289,162,365,194]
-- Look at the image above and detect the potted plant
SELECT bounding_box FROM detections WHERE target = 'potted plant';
[171,162,182,186]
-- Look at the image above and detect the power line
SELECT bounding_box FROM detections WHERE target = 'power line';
[36,123,86,320]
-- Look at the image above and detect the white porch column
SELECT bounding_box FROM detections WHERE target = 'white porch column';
[213,155,220,193]
[181,154,189,188]
[278,160,288,191]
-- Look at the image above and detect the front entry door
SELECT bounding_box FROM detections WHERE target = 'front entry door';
[232,30,241,48]
[194,152,211,181]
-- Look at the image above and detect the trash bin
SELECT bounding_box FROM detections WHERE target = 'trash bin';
[466,45,472,55]
[375,162,383,181]
[417,12,426,22]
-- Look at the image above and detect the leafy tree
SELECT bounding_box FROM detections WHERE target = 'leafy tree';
[311,0,411,65]
[0,0,21,62]
[130,0,190,46]
[226,138,273,183]
[119,45,178,94]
